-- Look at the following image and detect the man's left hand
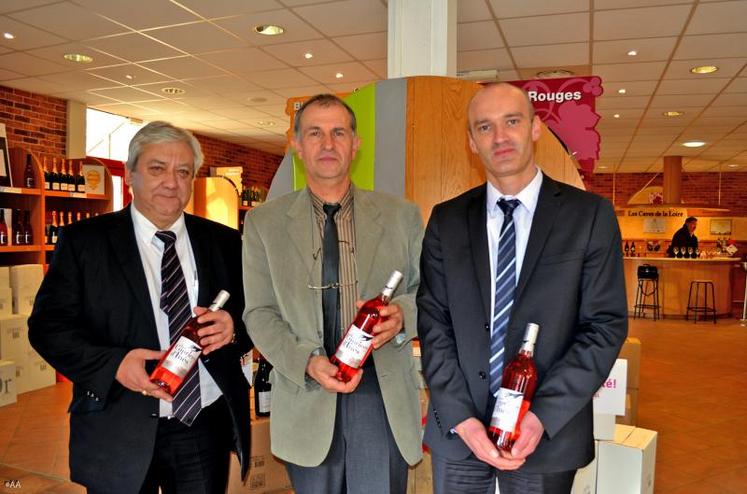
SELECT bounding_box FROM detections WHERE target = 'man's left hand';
[195,307,234,355]
[362,301,403,349]
[499,411,544,461]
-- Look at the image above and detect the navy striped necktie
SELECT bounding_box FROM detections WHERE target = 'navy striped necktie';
[490,199,521,397]
[156,230,201,426]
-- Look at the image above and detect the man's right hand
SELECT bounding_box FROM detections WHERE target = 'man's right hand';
[306,355,363,393]
[115,348,173,402]
[454,417,525,471]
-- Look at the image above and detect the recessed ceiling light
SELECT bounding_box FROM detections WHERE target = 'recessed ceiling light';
[254,24,284,36]
[3,32,15,40]
[161,87,186,95]
[727,164,740,168]
[125,74,134,80]
[662,110,684,117]
[690,65,718,74]
[613,114,620,118]
[304,52,313,60]
[63,53,93,63]
[535,69,574,79]
[335,72,344,79]
[618,88,626,94]
[257,121,276,127]
[598,165,608,169]
[248,96,267,103]
[627,50,637,56]
[682,140,706,148]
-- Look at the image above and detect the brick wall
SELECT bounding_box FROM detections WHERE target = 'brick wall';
[585,172,747,217]
[0,84,283,190]
[0,85,66,157]
[194,133,282,190]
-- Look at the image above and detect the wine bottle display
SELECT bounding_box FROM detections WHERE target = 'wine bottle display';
[149,290,230,395]
[330,270,403,382]
[488,323,540,452]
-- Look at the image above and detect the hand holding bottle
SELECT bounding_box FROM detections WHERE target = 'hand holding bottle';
[359,299,403,349]
[453,417,525,471]
[115,348,171,401]
[192,306,234,355]
[306,355,363,393]
[497,411,544,460]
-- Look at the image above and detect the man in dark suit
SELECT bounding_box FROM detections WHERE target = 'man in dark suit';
[417,83,628,493]
[29,121,251,493]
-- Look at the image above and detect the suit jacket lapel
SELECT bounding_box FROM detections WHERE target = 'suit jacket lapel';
[107,206,157,331]
[468,186,492,322]
[353,188,383,298]
[286,190,315,280]
[515,176,562,303]
[184,214,211,306]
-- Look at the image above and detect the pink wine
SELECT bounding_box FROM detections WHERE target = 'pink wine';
[330,271,403,382]
[149,290,230,395]
[488,323,540,451]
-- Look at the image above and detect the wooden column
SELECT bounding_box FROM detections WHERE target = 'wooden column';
[663,155,682,204]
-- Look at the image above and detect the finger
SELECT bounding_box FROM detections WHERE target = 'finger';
[148,388,173,402]
[139,349,166,361]
[355,300,365,309]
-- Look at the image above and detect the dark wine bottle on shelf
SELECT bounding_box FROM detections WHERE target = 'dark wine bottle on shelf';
[488,322,540,452]
[50,211,58,245]
[67,211,73,226]
[51,158,60,191]
[630,242,636,257]
[58,210,66,230]
[0,210,8,246]
[13,209,23,245]
[43,157,51,190]
[24,154,35,188]
[149,290,230,395]
[22,210,32,245]
[624,241,630,256]
[76,162,86,193]
[330,271,403,383]
[254,354,272,417]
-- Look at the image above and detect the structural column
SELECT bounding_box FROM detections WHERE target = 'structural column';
[663,155,682,204]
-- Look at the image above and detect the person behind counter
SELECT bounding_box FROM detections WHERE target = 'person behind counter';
[667,216,698,257]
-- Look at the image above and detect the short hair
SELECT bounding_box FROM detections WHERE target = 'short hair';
[468,82,536,126]
[126,121,203,173]
[685,216,697,224]
[293,94,357,136]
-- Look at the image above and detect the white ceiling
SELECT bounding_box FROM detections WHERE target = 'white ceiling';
[0,0,745,174]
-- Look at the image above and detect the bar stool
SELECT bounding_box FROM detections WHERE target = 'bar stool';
[633,264,661,320]
[686,280,716,324]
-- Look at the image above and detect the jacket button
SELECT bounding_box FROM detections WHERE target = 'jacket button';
[484,323,490,331]
[479,371,487,379]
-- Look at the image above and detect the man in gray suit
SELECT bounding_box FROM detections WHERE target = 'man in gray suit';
[243,94,423,493]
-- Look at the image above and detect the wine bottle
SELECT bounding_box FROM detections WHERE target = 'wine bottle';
[24,153,35,188]
[43,157,51,190]
[50,211,58,245]
[330,270,403,383]
[488,322,540,452]
[67,211,73,226]
[254,354,272,417]
[630,242,636,257]
[0,210,7,246]
[149,290,230,395]
[58,210,66,229]
[22,210,32,245]
[76,162,86,193]
[61,160,70,192]
[13,209,23,245]
[51,158,60,191]
[624,241,630,256]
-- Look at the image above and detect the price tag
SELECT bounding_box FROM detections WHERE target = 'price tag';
[0,187,21,194]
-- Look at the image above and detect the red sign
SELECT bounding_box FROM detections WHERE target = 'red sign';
[509,77,604,173]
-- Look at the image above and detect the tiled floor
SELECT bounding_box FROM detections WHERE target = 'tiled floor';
[1,317,746,493]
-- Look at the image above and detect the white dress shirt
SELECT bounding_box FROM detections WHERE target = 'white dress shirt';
[130,204,221,417]
[487,167,543,337]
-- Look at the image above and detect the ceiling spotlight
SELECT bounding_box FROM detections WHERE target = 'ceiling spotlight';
[63,53,93,63]
[335,72,344,79]
[618,88,626,94]
[662,111,684,117]
[257,121,276,126]
[248,96,267,103]
[682,140,706,148]
[304,52,313,60]
[535,69,574,79]
[3,32,15,40]
[124,74,134,80]
[627,50,637,56]
[598,165,608,169]
[613,114,620,118]
[690,65,718,74]
[161,87,186,95]
[727,164,740,168]
[254,24,284,36]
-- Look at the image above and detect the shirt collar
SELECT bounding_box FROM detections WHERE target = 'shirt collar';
[486,166,543,217]
[310,184,354,220]
[130,203,187,246]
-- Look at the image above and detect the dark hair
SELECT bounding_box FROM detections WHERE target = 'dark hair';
[293,94,357,136]
[685,216,697,224]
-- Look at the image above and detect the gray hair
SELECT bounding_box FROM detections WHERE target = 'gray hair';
[126,121,203,173]
[293,93,357,137]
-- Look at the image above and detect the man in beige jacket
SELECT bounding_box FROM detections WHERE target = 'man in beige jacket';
[242,94,423,494]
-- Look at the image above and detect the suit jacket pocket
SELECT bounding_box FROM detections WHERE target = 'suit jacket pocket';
[537,249,584,266]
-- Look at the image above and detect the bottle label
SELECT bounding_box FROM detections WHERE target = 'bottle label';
[490,388,524,433]
[258,391,271,413]
[161,336,201,378]
[52,183,60,191]
[333,324,374,368]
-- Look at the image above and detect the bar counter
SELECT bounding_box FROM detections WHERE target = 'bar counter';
[623,257,740,318]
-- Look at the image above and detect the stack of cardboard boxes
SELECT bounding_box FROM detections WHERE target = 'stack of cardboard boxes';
[0,264,56,407]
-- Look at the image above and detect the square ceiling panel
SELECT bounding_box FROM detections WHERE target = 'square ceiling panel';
[216,10,323,46]
[649,93,713,108]
[176,0,282,18]
[88,64,175,86]
[147,22,248,55]
[676,33,747,60]
[199,48,287,74]
[657,78,731,95]
[140,56,228,80]
[457,48,513,72]
[362,59,386,79]
[332,32,387,61]
[593,61,666,82]
[686,1,747,36]
[298,61,376,84]
[28,42,125,69]
[0,52,68,77]
[458,0,493,22]
[592,37,677,64]
[500,13,589,47]
[293,0,387,37]
[511,43,588,68]
[8,1,126,40]
[664,58,745,80]
[488,0,588,17]
[87,33,186,63]
[243,68,320,89]
[263,39,354,67]
[593,5,692,40]
[458,21,503,51]
[90,86,165,102]
[182,75,262,94]
[73,0,200,31]
[0,15,65,51]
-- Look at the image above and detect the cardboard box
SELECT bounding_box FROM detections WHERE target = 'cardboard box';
[0,286,12,316]
[0,266,9,287]
[14,359,28,394]
[597,425,657,494]
[0,314,28,361]
[619,338,641,389]
[617,389,639,426]
[593,412,616,441]
[571,441,599,494]
[227,416,293,493]
[9,264,43,292]
[407,449,433,494]
[24,350,55,392]
[12,285,36,315]
[0,360,17,406]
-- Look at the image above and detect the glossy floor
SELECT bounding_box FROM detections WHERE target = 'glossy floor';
[1,318,746,493]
